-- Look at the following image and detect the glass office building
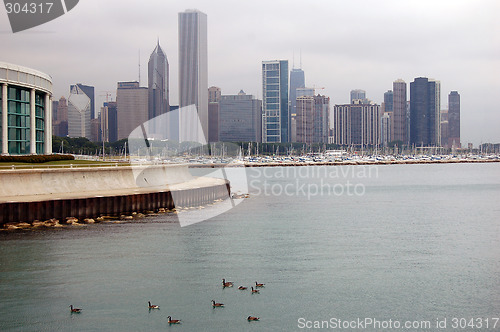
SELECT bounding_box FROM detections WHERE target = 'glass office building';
[0,62,53,155]
[262,60,289,143]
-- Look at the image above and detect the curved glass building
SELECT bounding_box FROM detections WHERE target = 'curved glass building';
[0,62,53,155]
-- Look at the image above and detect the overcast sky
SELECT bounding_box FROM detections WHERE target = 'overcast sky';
[1,0,499,146]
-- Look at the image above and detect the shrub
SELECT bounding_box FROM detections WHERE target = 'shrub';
[0,154,74,163]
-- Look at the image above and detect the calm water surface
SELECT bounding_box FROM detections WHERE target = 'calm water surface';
[1,163,499,331]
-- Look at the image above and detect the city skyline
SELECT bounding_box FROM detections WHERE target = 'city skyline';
[1,0,499,146]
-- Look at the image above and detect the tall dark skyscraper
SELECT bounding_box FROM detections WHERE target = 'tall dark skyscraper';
[448,91,460,148]
[70,83,95,119]
[262,60,289,143]
[148,40,169,121]
[393,79,407,144]
[410,77,441,147]
[384,90,393,113]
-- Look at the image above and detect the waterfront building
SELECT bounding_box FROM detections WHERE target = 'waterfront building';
[296,95,314,144]
[68,84,91,139]
[332,100,381,146]
[70,83,95,119]
[148,40,169,121]
[384,90,393,113]
[208,86,221,142]
[179,9,208,140]
[406,100,411,144]
[295,87,316,143]
[262,60,289,143]
[381,112,392,147]
[219,90,262,142]
[289,68,305,142]
[52,99,58,124]
[313,94,330,144]
[296,93,329,144]
[90,118,101,142]
[410,77,441,147]
[53,96,68,137]
[392,79,407,144]
[0,61,53,155]
[448,91,460,148]
[101,101,117,143]
[440,109,449,148]
[289,68,305,115]
[116,81,148,140]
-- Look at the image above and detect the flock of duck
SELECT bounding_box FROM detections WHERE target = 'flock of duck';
[69,278,265,325]
[220,278,265,321]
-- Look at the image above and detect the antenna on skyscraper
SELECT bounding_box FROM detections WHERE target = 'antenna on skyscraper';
[292,50,295,69]
[299,49,302,69]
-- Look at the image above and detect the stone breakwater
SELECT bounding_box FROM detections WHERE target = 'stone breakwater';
[0,164,230,226]
[1,205,219,231]
[191,158,500,168]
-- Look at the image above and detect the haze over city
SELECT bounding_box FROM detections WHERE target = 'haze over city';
[1,0,499,146]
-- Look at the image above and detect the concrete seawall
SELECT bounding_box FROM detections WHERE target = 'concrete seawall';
[0,164,230,224]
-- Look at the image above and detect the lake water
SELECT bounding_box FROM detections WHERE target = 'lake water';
[1,163,499,331]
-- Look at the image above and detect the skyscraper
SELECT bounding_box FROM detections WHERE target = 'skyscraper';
[219,90,262,142]
[332,101,381,146]
[68,85,91,139]
[440,109,449,148]
[448,91,460,148]
[179,9,208,139]
[295,93,330,144]
[381,112,392,147]
[313,94,330,144]
[148,40,169,121]
[393,79,407,144]
[53,96,68,137]
[350,89,366,104]
[90,118,101,142]
[410,77,441,147]
[295,95,314,144]
[289,68,305,143]
[289,68,305,114]
[116,81,148,140]
[262,60,289,143]
[208,86,221,142]
[70,83,95,119]
[384,90,393,113]
[101,101,117,143]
